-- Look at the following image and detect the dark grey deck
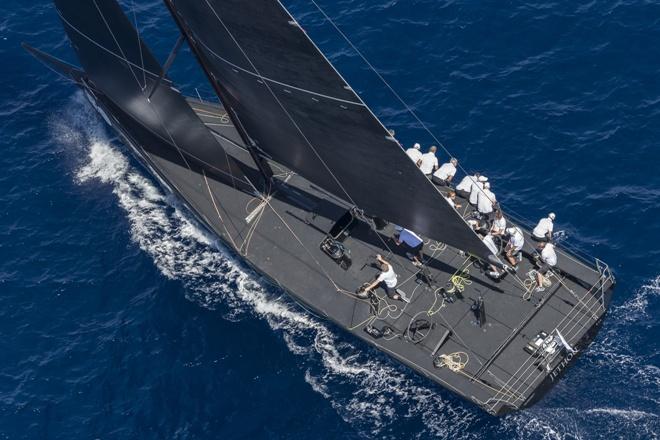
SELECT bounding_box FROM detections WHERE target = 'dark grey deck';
[117,96,616,415]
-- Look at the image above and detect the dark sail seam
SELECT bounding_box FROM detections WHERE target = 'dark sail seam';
[192,36,364,107]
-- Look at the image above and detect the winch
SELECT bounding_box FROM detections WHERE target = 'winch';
[320,236,352,270]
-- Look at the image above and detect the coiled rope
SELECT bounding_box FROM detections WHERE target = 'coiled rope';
[447,269,472,294]
[434,352,469,372]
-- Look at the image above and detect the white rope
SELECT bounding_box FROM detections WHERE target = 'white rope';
[130,0,147,90]
[92,0,144,90]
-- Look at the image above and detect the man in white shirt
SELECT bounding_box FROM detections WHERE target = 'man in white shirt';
[490,210,506,236]
[469,175,488,206]
[505,226,525,267]
[532,213,555,242]
[405,143,422,165]
[455,172,480,199]
[418,146,439,176]
[360,254,400,300]
[477,182,497,218]
[444,190,462,209]
[395,227,424,267]
[535,242,557,292]
[432,158,458,186]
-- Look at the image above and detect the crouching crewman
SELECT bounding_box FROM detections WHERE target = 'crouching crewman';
[358,254,401,301]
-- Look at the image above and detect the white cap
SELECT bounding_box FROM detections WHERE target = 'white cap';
[478,176,488,182]
[506,227,516,235]
[450,157,458,165]
[549,212,556,220]
[413,143,421,149]
[484,182,491,189]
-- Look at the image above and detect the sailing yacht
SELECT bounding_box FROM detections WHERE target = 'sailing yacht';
[23,0,615,415]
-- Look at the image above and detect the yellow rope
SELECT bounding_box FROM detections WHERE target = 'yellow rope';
[447,269,472,294]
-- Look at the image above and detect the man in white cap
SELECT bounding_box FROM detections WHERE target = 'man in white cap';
[418,146,439,176]
[534,241,557,292]
[405,143,423,165]
[532,213,556,242]
[469,175,488,206]
[432,158,458,186]
[505,226,525,267]
[477,181,497,219]
[455,172,480,199]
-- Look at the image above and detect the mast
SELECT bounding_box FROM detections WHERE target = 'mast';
[163,0,495,261]
[163,0,274,186]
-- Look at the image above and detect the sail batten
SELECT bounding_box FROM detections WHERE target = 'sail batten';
[165,0,493,259]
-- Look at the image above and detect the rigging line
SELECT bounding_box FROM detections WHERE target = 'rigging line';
[108,89,251,186]
[423,258,507,375]
[92,0,144,90]
[259,194,351,295]
[202,170,239,250]
[191,36,364,106]
[130,0,147,89]
[306,0,574,260]
[489,286,604,405]
[199,1,400,263]
[55,11,172,84]
[240,195,267,255]
[200,0,360,210]
[86,1,208,183]
[378,242,447,321]
[308,0,498,202]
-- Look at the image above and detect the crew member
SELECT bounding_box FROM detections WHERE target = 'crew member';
[535,242,557,292]
[490,210,506,237]
[395,227,425,267]
[432,158,458,186]
[505,226,525,268]
[477,182,497,219]
[405,143,423,165]
[444,190,462,209]
[360,254,400,300]
[469,175,488,206]
[455,172,480,199]
[418,146,439,176]
[532,213,555,242]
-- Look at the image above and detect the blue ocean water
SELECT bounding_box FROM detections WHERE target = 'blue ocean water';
[1,0,659,438]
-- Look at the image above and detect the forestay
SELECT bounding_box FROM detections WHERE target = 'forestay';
[164,0,494,260]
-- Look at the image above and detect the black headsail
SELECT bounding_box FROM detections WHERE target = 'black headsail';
[164,0,493,259]
[51,0,253,191]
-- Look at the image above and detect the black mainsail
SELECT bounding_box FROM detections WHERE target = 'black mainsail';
[163,0,494,260]
[52,0,253,190]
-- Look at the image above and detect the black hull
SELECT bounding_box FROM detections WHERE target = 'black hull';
[78,83,614,415]
[26,0,616,416]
